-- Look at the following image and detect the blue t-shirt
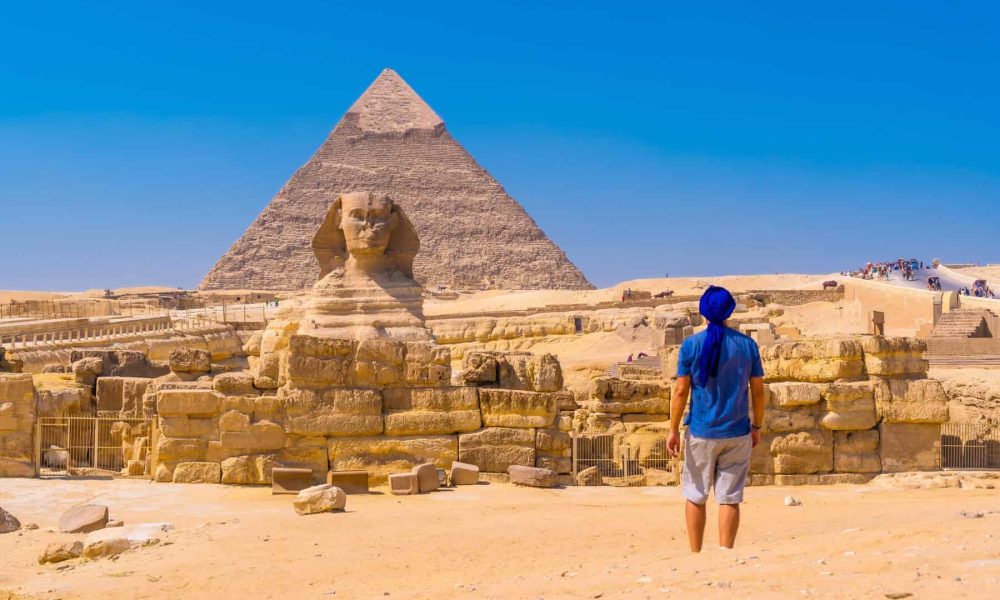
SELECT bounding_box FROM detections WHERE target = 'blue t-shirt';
[676,327,764,439]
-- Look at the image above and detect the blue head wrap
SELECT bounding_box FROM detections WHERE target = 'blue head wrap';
[696,286,736,386]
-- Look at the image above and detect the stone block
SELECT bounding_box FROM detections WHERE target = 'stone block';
[861,336,928,378]
[172,461,221,483]
[403,342,451,386]
[0,458,33,478]
[283,335,355,388]
[280,388,384,437]
[38,541,84,564]
[874,378,949,424]
[820,381,876,430]
[535,455,571,474]
[272,466,315,494]
[218,409,250,432]
[535,428,571,453]
[219,420,285,452]
[389,471,419,495]
[0,374,34,409]
[461,352,498,384]
[621,414,670,432]
[458,427,535,473]
[254,353,281,389]
[879,423,940,472]
[382,387,481,435]
[508,465,558,488]
[157,389,221,417]
[159,416,217,440]
[767,382,822,408]
[760,338,864,382]
[770,430,833,474]
[155,437,206,462]
[764,407,818,433]
[353,340,405,387]
[213,372,258,396]
[293,484,346,515]
[59,504,108,533]
[72,357,104,387]
[833,430,881,473]
[572,409,625,434]
[585,378,670,414]
[450,461,480,485]
[169,348,211,374]
[479,389,557,428]
[221,455,272,485]
[328,435,458,484]
[275,436,330,483]
[326,470,369,494]
[576,465,603,486]
[412,462,439,493]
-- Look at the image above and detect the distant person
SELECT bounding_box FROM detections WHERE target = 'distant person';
[668,286,766,552]
[637,352,648,360]
[627,353,634,363]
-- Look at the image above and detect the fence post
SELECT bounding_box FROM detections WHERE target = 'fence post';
[33,420,41,478]
[571,431,578,477]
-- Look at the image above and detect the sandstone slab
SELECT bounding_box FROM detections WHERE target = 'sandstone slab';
[508,465,558,488]
[458,427,535,473]
[59,504,109,533]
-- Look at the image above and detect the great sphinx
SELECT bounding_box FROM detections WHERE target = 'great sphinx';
[299,192,433,342]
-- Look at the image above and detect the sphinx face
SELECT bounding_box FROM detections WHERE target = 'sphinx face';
[339,193,398,255]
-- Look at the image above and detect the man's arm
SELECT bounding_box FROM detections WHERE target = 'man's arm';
[667,375,691,456]
[749,376,765,447]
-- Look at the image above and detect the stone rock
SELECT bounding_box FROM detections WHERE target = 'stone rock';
[126,460,145,476]
[0,505,21,533]
[41,363,67,373]
[479,389,557,428]
[274,436,329,483]
[767,382,822,408]
[328,435,457,484]
[281,336,355,389]
[38,541,83,564]
[770,430,833,474]
[353,340,405,387]
[272,466,315,494]
[572,409,625,434]
[172,461,222,483]
[584,378,670,414]
[389,471,419,495]
[220,420,286,452]
[157,389,222,417]
[764,407,818,433]
[280,388,384,437]
[508,465,558,488]
[81,523,172,559]
[879,423,940,473]
[213,372,257,396]
[760,338,864,382]
[156,436,207,462]
[59,504,109,533]
[861,337,928,378]
[784,495,802,506]
[404,342,451,386]
[96,376,151,414]
[412,462,440,493]
[458,427,535,473]
[535,455,571,474]
[834,430,881,473]
[450,461,480,485]
[326,470,369,494]
[820,382,876,431]
[461,352,498,384]
[71,356,104,387]
[107,519,124,528]
[221,455,272,485]
[576,465,603,486]
[382,387,481,435]
[535,428,571,454]
[293,484,347,515]
[874,378,949,424]
[169,347,212,374]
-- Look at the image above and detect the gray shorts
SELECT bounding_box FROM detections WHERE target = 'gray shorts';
[681,431,752,505]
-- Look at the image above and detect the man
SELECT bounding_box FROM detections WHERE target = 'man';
[667,286,766,552]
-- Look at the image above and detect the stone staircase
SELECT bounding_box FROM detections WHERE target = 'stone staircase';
[929,309,995,338]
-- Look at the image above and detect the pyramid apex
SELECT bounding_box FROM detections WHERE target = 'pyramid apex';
[345,68,443,134]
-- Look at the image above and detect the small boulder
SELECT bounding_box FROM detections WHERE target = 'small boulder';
[42,363,67,373]
[0,506,21,534]
[784,495,802,507]
[38,541,84,564]
[389,472,419,496]
[293,484,347,516]
[81,523,173,559]
[412,463,439,493]
[450,461,480,486]
[59,504,109,533]
[508,465,558,488]
[576,466,603,487]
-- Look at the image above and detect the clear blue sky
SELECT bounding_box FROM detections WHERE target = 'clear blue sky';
[2,1,998,290]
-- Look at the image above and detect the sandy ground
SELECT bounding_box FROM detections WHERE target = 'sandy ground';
[1,478,998,600]
[956,266,1000,282]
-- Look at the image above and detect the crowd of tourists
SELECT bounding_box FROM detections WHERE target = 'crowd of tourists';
[842,258,926,281]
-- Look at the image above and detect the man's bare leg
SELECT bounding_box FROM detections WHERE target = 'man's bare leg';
[718,503,740,549]
[685,500,707,552]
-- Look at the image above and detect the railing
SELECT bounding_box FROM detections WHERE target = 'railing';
[0,316,173,349]
[35,416,156,477]
[571,430,679,486]
[941,423,1000,470]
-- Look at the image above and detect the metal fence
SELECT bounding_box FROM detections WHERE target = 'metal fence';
[571,431,679,486]
[34,416,156,478]
[941,423,1000,470]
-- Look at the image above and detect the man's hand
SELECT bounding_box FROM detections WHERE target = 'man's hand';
[751,428,761,448]
[667,429,681,458]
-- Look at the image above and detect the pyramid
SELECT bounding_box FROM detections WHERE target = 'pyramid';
[200,69,593,291]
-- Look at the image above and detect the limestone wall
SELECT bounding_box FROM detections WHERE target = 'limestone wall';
[0,374,35,477]
[147,338,576,485]
[748,336,947,483]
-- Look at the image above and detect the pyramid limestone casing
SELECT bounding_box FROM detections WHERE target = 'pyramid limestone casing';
[200,69,592,291]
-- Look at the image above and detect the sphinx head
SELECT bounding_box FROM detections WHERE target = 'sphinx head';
[312,192,420,279]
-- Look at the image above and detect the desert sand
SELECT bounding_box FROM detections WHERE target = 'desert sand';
[1,477,998,600]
